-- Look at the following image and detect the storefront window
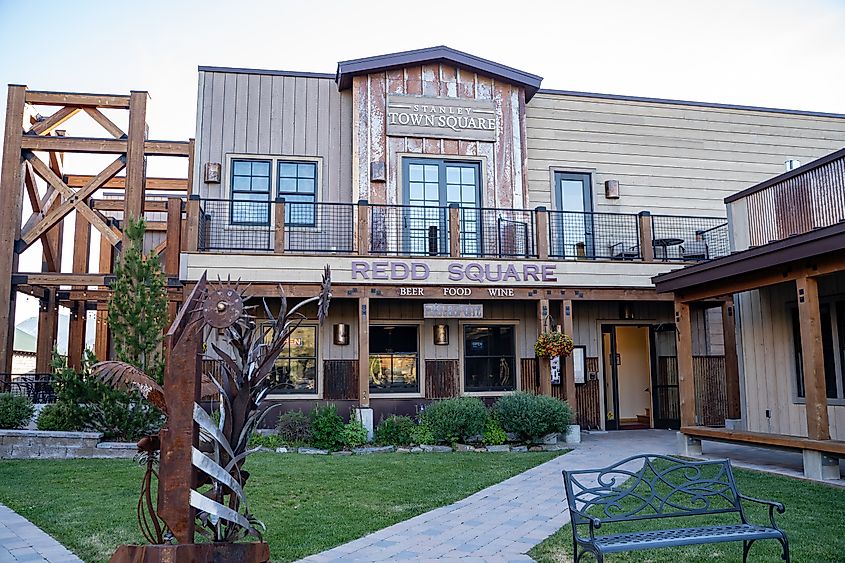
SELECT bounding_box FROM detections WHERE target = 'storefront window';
[464,325,516,392]
[267,325,318,394]
[369,325,419,393]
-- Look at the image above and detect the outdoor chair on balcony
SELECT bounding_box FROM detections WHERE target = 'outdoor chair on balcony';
[680,238,709,261]
[609,242,639,260]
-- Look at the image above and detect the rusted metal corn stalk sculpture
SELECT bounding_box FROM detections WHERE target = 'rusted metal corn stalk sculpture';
[96,267,331,562]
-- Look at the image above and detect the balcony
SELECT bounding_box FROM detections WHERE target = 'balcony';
[189,196,729,263]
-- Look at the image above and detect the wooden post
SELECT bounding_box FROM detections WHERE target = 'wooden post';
[721,298,742,421]
[562,300,576,403]
[0,85,26,373]
[274,198,286,254]
[796,276,831,441]
[358,297,370,407]
[185,195,200,252]
[123,91,148,236]
[675,300,696,427]
[448,203,460,257]
[357,200,370,256]
[166,197,183,324]
[538,298,552,395]
[638,211,654,262]
[36,289,58,372]
[535,207,549,260]
[95,230,114,360]
[68,210,91,370]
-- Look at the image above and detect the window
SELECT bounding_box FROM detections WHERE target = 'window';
[231,159,271,225]
[278,161,317,226]
[403,158,481,255]
[369,325,419,393]
[266,325,318,394]
[790,303,843,400]
[464,325,516,392]
[552,171,594,258]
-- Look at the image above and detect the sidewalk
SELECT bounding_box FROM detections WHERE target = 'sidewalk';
[0,504,81,563]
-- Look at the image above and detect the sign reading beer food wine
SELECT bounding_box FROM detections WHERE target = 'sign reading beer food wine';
[386,94,497,142]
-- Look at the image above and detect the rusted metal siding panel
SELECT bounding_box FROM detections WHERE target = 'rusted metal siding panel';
[352,75,369,202]
[425,359,459,399]
[369,73,387,204]
[324,360,358,400]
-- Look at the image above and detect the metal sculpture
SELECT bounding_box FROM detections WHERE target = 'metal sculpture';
[96,267,331,562]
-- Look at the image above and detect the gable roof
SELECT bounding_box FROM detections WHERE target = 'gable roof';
[335,46,543,101]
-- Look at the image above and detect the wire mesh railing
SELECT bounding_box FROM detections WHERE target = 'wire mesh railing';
[0,374,56,404]
[286,201,356,254]
[197,198,273,252]
[368,204,450,256]
[651,215,729,261]
[548,210,640,260]
[468,208,537,258]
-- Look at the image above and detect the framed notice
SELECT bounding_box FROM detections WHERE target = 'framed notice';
[572,346,586,384]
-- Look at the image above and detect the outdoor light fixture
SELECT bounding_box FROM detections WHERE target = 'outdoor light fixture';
[333,323,350,346]
[204,162,222,183]
[433,323,449,345]
[604,179,620,199]
[620,303,635,320]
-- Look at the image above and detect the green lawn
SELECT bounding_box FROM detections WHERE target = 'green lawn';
[530,466,845,562]
[0,452,557,562]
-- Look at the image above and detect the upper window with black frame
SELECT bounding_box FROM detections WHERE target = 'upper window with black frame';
[464,325,516,392]
[369,325,419,393]
[266,324,318,395]
[278,161,317,227]
[231,159,272,225]
[551,172,596,259]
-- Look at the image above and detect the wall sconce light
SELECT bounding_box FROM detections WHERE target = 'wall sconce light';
[333,323,350,346]
[433,324,449,346]
[204,162,222,183]
[620,303,635,320]
[604,179,620,199]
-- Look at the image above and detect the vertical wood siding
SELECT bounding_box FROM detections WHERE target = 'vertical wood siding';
[324,359,358,400]
[425,359,459,398]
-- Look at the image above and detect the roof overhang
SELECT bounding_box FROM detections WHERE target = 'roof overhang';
[335,46,543,101]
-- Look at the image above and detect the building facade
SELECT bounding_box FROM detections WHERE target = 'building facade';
[180,46,845,430]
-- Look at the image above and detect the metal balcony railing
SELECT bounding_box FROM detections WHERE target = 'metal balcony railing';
[651,215,730,261]
[0,374,56,404]
[368,203,450,256]
[548,210,641,260]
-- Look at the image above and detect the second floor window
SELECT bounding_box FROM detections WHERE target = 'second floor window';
[278,161,317,226]
[231,159,271,225]
[229,157,318,226]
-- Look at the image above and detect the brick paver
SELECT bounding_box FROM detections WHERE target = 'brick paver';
[0,504,81,563]
[298,429,679,562]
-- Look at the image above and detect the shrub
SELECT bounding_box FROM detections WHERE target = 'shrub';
[341,418,369,449]
[310,404,345,451]
[276,410,312,445]
[419,397,487,444]
[410,421,434,445]
[0,393,35,429]
[35,402,81,431]
[494,392,573,443]
[482,417,508,446]
[375,415,416,446]
[248,432,284,449]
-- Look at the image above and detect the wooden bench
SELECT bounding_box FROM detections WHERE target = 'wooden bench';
[562,454,789,562]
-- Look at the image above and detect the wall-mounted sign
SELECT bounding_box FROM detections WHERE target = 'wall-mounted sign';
[550,355,561,385]
[423,303,483,319]
[351,260,558,283]
[386,94,497,142]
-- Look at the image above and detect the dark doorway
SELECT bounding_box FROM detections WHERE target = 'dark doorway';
[650,324,680,429]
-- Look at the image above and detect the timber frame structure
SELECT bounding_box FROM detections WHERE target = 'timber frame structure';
[0,85,193,378]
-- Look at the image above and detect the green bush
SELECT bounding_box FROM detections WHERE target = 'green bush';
[419,397,487,445]
[341,418,369,449]
[0,393,35,429]
[248,432,284,449]
[494,392,573,443]
[482,417,508,446]
[35,402,81,431]
[276,410,312,445]
[410,421,434,445]
[310,404,345,451]
[375,415,416,446]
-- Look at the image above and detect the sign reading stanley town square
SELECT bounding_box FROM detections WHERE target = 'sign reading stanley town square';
[386,94,497,142]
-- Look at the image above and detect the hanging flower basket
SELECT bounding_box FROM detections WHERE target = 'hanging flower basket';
[534,331,574,359]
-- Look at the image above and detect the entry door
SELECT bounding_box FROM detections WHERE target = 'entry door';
[601,325,620,430]
[554,172,594,258]
[650,324,680,429]
[405,159,480,255]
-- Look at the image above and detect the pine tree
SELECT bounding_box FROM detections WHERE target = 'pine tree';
[108,218,168,383]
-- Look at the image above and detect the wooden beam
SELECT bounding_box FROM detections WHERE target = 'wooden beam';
[721,298,742,420]
[82,107,125,138]
[124,91,148,227]
[185,196,200,252]
[66,175,187,190]
[73,209,91,278]
[795,276,831,441]
[20,136,191,157]
[67,302,86,370]
[36,288,58,372]
[25,91,131,108]
[535,207,549,260]
[675,300,697,427]
[358,297,370,407]
[681,425,845,456]
[537,298,552,396]
[22,163,60,272]
[448,204,460,258]
[29,106,81,136]
[0,85,27,373]
[15,273,108,286]
[562,300,576,403]
[274,199,286,254]
[357,200,369,256]
[91,199,169,212]
[165,198,182,277]
[143,140,191,157]
[638,211,655,262]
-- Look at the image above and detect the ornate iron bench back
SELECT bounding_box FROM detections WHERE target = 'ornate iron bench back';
[562,454,747,525]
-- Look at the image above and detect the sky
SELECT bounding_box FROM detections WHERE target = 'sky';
[1,0,845,328]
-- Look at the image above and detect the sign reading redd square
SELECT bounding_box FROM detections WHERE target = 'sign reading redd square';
[387,94,497,142]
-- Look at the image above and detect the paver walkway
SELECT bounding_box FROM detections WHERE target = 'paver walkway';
[299,429,678,562]
[0,504,81,563]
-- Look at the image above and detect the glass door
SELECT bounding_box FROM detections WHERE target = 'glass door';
[553,172,594,258]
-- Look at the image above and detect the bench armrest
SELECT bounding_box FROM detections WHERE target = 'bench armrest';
[738,494,785,529]
[568,508,603,540]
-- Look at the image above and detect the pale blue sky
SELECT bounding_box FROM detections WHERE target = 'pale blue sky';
[1,0,844,326]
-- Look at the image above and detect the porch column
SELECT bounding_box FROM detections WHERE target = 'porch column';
[675,300,697,428]
[537,298,552,395]
[357,296,370,407]
[561,300,576,403]
[721,298,742,422]
[35,289,58,372]
[68,210,91,370]
[795,276,831,441]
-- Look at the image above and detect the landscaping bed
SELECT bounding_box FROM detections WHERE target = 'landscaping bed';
[0,451,559,562]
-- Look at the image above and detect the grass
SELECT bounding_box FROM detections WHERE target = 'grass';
[530,465,845,562]
[0,451,558,562]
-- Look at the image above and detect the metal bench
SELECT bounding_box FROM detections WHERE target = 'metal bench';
[562,454,789,562]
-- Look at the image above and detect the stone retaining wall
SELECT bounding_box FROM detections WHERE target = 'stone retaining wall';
[0,430,137,459]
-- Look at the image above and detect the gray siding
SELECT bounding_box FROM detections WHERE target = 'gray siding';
[193,70,353,202]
